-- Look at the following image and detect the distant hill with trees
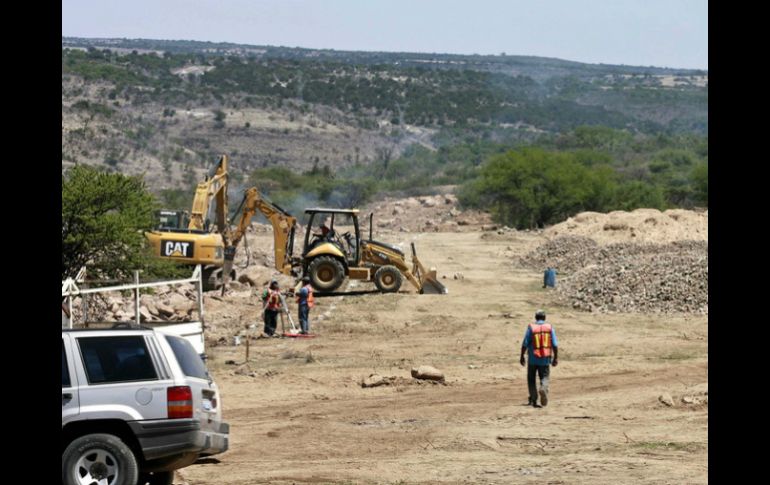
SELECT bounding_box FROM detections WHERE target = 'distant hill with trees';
[61,37,707,227]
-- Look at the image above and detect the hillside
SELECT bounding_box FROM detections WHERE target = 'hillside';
[61,37,707,195]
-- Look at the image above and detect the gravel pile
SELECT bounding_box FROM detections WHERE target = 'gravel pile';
[517,235,599,273]
[554,244,708,314]
[520,237,708,314]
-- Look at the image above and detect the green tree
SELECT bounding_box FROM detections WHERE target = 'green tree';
[691,162,708,205]
[61,165,174,279]
[612,181,667,210]
[459,148,616,228]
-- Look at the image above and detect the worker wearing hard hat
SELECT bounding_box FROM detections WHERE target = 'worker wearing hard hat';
[520,309,559,407]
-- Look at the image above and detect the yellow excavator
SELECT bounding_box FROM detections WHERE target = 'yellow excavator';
[223,188,447,294]
[144,155,231,289]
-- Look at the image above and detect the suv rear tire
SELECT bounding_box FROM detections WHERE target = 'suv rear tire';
[62,433,139,485]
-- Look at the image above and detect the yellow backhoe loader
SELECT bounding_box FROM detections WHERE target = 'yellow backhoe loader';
[224,191,447,294]
[297,208,447,294]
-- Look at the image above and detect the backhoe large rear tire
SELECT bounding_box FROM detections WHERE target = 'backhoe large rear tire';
[374,265,403,293]
[308,256,345,292]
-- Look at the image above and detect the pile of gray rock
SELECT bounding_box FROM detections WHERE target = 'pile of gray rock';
[520,237,708,314]
[517,236,599,273]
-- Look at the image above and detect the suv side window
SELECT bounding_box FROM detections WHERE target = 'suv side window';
[77,336,158,384]
[62,339,71,387]
[165,335,209,380]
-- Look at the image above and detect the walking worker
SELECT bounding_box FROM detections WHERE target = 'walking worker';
[520,309,559,407]
[296,276,315,334]
[262,280,282,337]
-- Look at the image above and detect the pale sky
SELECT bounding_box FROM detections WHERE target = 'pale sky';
[62,0,708,70]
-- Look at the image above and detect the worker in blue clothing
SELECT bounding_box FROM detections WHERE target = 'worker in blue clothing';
[295,276,315,335]
[520,309,559,407]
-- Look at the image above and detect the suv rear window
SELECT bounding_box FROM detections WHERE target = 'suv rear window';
[165,335,209,380]
[77,336,157,384]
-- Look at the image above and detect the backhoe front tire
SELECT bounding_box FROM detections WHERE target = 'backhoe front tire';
[374,265,403,293]
[308,256,345,292]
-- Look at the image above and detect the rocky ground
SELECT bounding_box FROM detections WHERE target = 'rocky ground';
[361,193,494,233]
[174,228,707,485]
[68,203,708,484]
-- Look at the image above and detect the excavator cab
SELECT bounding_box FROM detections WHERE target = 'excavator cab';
[155,210,190,231]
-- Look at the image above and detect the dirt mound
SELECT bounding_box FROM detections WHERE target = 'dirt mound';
[546,208,708,244]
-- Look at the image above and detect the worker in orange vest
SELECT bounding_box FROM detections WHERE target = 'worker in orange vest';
[520,309,559,407]
[261,280,282,337]
[296,276,315,334]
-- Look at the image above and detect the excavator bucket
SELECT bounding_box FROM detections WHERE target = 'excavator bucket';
[411,243,448,295]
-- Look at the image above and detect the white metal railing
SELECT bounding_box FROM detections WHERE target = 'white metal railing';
[61,265,205,329]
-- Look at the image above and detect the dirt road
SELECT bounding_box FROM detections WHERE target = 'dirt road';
[180,230,708,484]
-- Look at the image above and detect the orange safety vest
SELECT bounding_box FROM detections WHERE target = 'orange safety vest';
[529,323,553,358]
[296,284,315,308]
[265,289,282,311]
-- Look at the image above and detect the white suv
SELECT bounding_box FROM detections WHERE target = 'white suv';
[62,327,229,485]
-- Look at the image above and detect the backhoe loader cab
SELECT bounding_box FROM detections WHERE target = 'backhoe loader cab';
[303,209,362,267]
[300,208,448,295]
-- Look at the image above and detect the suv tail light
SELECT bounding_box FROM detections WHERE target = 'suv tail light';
[167,386,193,419]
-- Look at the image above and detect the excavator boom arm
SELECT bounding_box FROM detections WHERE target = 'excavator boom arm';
[189,155,229,232]
[227,187,297,275]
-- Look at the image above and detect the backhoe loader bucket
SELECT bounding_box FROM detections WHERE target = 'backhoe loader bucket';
[411,243,448,295]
